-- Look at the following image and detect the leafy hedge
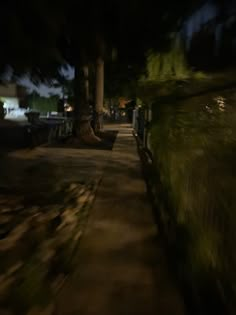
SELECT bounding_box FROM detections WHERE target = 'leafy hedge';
[150,90,236,309]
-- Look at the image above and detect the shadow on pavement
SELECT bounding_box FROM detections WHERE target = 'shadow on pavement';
[44,130,118,151]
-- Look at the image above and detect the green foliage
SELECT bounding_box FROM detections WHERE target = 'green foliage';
[143,35,190,82]
[136,98,144,107]
[150,90,236,295]
[146,52,162,81]
[27,94,59,114]
[192,71,210,80]
[137,70,236,106]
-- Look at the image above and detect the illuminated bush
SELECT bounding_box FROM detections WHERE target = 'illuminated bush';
[144,35,190,81]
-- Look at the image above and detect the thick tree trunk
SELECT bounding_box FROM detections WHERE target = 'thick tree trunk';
[94,56,104,133]
[74,64,101,144]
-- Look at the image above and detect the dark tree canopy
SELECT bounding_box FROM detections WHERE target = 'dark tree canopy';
[0,1,64,80]
[0,0,206,81]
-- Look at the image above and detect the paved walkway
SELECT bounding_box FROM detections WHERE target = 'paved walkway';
[55,124,186,315]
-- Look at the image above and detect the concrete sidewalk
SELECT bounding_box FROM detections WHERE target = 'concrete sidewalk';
[55,124,186,315]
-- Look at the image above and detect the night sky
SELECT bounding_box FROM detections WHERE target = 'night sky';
[19,66,75,97]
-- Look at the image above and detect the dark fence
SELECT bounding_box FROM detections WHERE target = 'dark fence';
[133,107,152,152]
[0,117,73,149]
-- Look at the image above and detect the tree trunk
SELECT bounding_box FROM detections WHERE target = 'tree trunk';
[74,64,101,144]
[94,56,104,133]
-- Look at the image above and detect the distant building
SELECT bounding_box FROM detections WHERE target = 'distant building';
[0,83,27,115]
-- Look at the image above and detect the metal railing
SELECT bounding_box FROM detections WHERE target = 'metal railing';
[133,107,152,154]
